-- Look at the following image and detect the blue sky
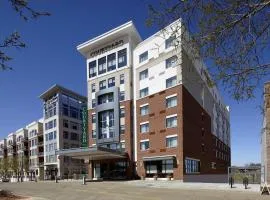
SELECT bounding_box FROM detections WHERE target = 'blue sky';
[0,0,263,166]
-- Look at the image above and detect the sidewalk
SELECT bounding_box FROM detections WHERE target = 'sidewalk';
[126,180,260,193]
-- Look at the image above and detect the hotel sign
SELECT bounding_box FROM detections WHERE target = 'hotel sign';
[90,40,124,57]
[81,106,88,148]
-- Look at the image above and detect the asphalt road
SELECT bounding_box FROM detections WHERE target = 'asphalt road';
[0,181,268,200]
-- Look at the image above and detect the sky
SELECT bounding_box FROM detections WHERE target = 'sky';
[0,0,263,166]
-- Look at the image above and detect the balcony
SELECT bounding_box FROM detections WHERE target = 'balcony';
[38,142,43,146]
[38,152,44,157]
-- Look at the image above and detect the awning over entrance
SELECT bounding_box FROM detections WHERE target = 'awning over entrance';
[143,155,176,162]
[55,146,127,160]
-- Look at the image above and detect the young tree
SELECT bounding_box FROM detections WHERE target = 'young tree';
[146,0,270,101]
[1,0,50,71]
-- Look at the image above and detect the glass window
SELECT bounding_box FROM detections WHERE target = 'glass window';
[140,123,149,133]
[166,116,177,128]
[166,96,177,108]
[99,80,106,90]
[92,99,96,108]
[88,61,97,78]
[92,114,96,123]
[63,103,69,116]
[108,77,115,88]
[139,69,148,80]
[107,53,116,71]
[70,132,78,140]
[120,91,125,101]
[140,141,149,150]
[98,93,114,105]
[91,83,95,93]
[98,57,106,74]
[118,48,127,68]
[120,74,124,84]
[140,105,149,116]
[63,131,69,139]
[185,158,200,174]
[120,108,125,118]
[120,125,125,134]
[92,130,96,138]
[139,87,148,98]
[165,35,176,49]
[162,159,174,173]
[166,136,177,148]
[166,55,178,68]
[139,51,148,63]
[166,76,177,88]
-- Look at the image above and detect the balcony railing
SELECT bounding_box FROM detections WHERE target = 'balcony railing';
[38,152,44,157]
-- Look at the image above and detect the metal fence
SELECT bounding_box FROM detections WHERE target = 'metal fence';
[228,166,261,184]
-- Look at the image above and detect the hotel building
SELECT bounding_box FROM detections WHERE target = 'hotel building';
[26,120,44,180]
[133,20,230,181]
[40,84,87,179]
[58,20,231,181]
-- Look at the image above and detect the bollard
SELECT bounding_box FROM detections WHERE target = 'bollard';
[82,175,86,185]
[55,176,58,183]
[229,177,234,188]
[243,177,248,189]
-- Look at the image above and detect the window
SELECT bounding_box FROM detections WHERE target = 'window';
[98,93,114,104]
[140,123,149,133]
[166,76,177,88]
[98,57,106,74]
[91,83,95,93]
[92,99,96,108]
[108,77,115,88]
[107,53,116,71]
[166,55,178,68]
[120,125,125,134]
[118,48,127,68]
[140,105,149,116]
[185,158,200,173]
[140,87,148,98]
[140,140,149,151]
[165,35,176,49]
[166,96,177,108]
[120,108,125,118]
[166,136,177,148]
[63,103,69,116]
[54,131,56,139]
[120,74,124,84]
[139,51,148,63]
[139,69,148,80]
[92,130,96,138]
[88,61,97,78]
[63,131,69,139]
[98,110,115,139]
[162,159,174,174]
[99,80,106,90]
[70,121,78,130]
[70,106,79,119]
[70,132,78,140]
[166,115,177,128]
[120,91,125,101]
[92,114,96,123]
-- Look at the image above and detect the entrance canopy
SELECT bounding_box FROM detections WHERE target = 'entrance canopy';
[56,146,127,160]
[143,155,176,162]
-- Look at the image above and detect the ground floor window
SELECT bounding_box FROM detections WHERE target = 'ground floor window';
[185,158,200,174]
[145,159,174,177]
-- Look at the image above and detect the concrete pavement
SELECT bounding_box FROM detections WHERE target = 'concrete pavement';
[0,181,268,200]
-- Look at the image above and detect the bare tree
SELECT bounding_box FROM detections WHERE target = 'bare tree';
[1,0,50,70]
[146,0,270,101]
